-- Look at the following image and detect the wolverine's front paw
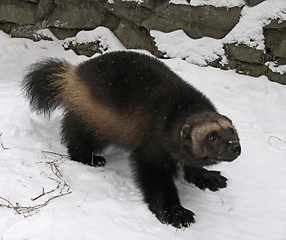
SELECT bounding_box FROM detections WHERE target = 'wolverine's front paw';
[191,170,228,191]
[155,205,195,228]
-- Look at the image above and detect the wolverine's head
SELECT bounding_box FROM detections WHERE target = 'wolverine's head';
[177,112,241,167]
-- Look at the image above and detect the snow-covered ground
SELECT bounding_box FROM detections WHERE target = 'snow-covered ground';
[1,5,286,239]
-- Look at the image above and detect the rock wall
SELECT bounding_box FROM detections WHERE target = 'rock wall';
[0,0,285,84]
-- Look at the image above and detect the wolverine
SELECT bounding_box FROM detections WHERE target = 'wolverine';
[22,51,241,228]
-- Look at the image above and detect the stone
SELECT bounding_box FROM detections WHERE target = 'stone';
[224,43,264,64]
[37,0,54,19]
[10,25,40,40]
[235,62,264,77]
[245,0,265,7]
[0,0,39,25]
[212,58,264,78]
[114,21,162,56]
[140,0,169,9]
[267,70,286,85]
[0,22,17,35]
[264,24,286,59]
[24,0,39,3]
[4,23,56,41]
[49,2,106,29]
[108,1,241,39]
[147,4,241,39]
[49,28,80,40]
[48,1,119,33]
[264,19,286,30]
[106,0,150,28]
[65,41,103,57]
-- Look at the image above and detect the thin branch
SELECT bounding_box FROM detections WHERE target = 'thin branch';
[268,135,285,146]
[0,196,21,215]
[0,190,72,217]
[31,183,60,201]
[0,151,72,217]
[77,191,89,207]
[1,143,9,150]
[46,161,63,179]
[42,150,70,159]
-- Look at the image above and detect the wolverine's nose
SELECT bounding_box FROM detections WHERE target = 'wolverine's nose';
[230,144,241,155]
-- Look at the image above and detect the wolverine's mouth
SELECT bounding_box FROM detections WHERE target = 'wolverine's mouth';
[209,145,241,164]
[204,155,237,165]
[211,157,227,165]
[212,154,239,163]
[203,156,222,165]
[212,157,223,162]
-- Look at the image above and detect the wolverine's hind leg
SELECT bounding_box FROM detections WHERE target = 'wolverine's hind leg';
[61,112,109,167]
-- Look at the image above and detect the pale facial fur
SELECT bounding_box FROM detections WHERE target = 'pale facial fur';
[179,112,241,167]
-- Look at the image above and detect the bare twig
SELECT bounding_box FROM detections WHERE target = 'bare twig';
[42,150,70,159]
[1,143,9,150]
[31,187,45,201]
[77,191,89,208]
[31,183,61,201]
[25,191,72,214]
[0,151,72,217]
[0,196,21,215]
[0,132,9,150]
[268,136,285,146]
[0,188,72,217]
[46,161,63,179]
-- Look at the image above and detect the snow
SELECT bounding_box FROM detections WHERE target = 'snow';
[224,2,286,50]
[108,0,144,4]
[63,27,125,54]
[170,0,245,7]
[108,0,245,7]
[267,62,286,74]
[151,30,225,66]
[36,29,58,41]
[1,9,286,240]
[151,0,286,72]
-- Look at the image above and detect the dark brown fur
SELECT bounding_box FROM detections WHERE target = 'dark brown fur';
[22,51,241,228]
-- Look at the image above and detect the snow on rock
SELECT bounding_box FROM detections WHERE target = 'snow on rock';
[266,62,286,74]
[170,0,245,7]
[109,0,245,7]
[36,29,58,41]
[63,26,126,53]
[151,0,286,66]
[224,1,286,50]
[108,0,144,3]
[151,30,224,66]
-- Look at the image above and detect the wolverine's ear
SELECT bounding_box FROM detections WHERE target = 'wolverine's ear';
[180,124,191,140]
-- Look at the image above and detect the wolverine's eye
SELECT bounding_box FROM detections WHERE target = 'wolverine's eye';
[230,128,235,135]
[208,131,217,142]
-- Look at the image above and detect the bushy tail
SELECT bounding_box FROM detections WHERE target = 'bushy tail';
[22,58,70,115]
